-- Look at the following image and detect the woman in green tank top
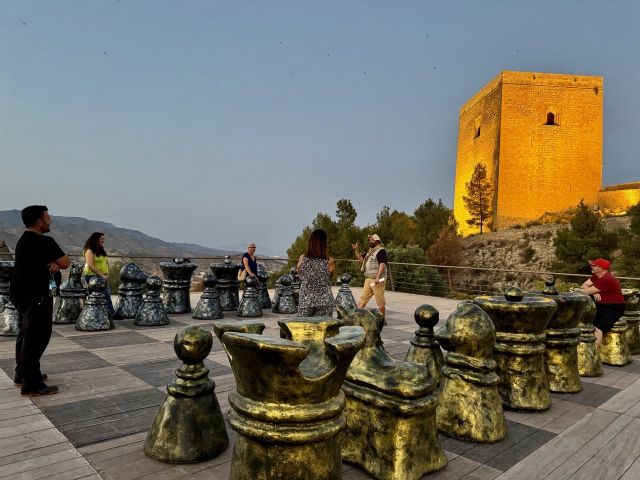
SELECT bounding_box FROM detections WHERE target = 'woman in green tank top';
[83,232,114,315]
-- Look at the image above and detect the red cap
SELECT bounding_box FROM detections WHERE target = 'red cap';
[588,258,610,270]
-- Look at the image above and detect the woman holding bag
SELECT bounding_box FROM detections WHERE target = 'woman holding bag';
[238,243,258,283]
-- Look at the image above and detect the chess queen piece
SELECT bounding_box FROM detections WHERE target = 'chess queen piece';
[192,273,223,320]
[404,304,445,389]
[160,258,197,314]
[135,276,170,326]
[577,294,603,377]
[0,261,18,336]
[436,301,507,442]
[272,275,296,314]
[76,276,114,331]
[256,264,272,309]
[623,289,640,354]
[213,256,241,311]
[54,262,86,324]
[113,263,148,319]
[145,326,228,463]
[335,272,357,310]
[237,276,263,317]
[474,287,557,410]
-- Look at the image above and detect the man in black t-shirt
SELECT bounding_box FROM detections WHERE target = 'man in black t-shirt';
[10,205,70,396]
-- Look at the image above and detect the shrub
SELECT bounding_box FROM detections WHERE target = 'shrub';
[519,245,536,264]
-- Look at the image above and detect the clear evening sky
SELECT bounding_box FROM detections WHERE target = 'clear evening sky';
[1,1,639,255]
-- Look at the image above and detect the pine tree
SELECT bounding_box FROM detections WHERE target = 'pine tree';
[463,163,493,234]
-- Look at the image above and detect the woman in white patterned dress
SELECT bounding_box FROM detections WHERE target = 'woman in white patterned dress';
[296,229,336,317]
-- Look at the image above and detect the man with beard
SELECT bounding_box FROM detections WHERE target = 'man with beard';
[352,234,388,318]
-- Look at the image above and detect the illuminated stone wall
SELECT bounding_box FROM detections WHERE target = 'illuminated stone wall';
[454,71,604,234]
[598,183,640,212]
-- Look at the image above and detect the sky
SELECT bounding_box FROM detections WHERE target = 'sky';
[1,1,639,256]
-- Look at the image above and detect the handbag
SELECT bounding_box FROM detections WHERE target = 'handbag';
[237,269,248,282]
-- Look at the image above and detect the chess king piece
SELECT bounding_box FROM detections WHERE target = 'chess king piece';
[76,276,114,331]
[54,261,86,324]
[404,304,445,389]
[193,272,223,320]
[113,263,148,319]
[213,256,241,311]
[474,287,557,410]
[256,264,272,309]
[338,305,447,479]
[0,261,18,336]
[145,326,228,463]
[622,289,640,355]
[135,276,170,326]
[272,274,296,314]
[436,301,507,442]
[221,318,364,480]
[160,258,197,314]
[335,272,357,310]
[577,294,604,377]
[237,276,263,317]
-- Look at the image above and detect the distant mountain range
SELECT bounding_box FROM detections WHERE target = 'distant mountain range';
[0,210,239,259]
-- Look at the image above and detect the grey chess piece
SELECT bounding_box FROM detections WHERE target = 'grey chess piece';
[271,275,283,313]
[136,276,170,326]
[335,272,357,310]
[114,263,148,319]
[76,276,115,331]
[144,326,228,463]
[54,262,86,324]
[272,274,296,314]
[289,267,301,306]
[193,273,223,320]
[238,276,263,318]
[0,261,18,336]
[160,258,197,314]
[256,264,272,309]
[213,255,241,311]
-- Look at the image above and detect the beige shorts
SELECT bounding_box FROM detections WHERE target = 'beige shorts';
[359,278,386,308]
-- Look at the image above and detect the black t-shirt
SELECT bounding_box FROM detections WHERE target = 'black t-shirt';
[10,231,65,301]
[375,248,387,264]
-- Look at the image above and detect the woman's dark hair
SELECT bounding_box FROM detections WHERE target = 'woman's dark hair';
[306,229,328,259]
[83,232,107,257]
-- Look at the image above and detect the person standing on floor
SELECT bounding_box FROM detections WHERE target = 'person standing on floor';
[10,205,70,396]
[352,234,387,318]
[297,229,336,317]
[83,232,114,316]
[580,258,625,346]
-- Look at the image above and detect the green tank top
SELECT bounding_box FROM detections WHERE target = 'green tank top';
[83,251,109,276]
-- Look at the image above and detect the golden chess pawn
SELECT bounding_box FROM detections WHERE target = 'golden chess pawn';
[577,294,604,377]
[404,304,445,389]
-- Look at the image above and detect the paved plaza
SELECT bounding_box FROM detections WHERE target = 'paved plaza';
[2,289,640,479]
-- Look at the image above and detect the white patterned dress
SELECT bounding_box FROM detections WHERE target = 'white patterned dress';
[297,256,335,317]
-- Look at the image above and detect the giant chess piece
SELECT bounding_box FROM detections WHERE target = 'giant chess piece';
[436,301,507,442]
[404,304,445,389]
[213,256,241,311]
[534,277,587,393]
[237,276,263,318]
[212,319,266,343]
[600,289,633,366]
[222,318,364,480]
[192,273,223,320]
[271,276,283,313]
[289,267,301,306]
[256,264,272,309]
[135,276,170,326]
[623,289,640,355]
[54,262,86,324]
[335,272,356,310]
[160,258,197,314]
[0,261,18,336]
[113,263,148,319]
[145,326,228,463]
[577,294,603,377]
[272,274,296,314]
[474,287,557,410]
[76,277,114,331]
[338,305,447,479]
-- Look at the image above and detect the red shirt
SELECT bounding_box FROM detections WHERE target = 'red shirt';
[589,272,624,304]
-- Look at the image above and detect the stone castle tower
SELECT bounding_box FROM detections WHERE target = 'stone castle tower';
[453,71,640,235]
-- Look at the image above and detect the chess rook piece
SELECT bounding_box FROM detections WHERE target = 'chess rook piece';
[623,289,640,355]
[192,273,223,320]
[237,276,263,317]
[54,262,87,324]
[335,272,357,310]
[533,277,586,393]
[271,276,283,313]
[404,304,445,389]
[222,319,364,480]
[289,267,301,306]
[256,264,272,309]
[0,261,18,336]
[212,319,266,343]
[145,326,228,463]
[272,274,296,314]
[577,294,603,377]
[436,301,507,442]
[113,263,148,319]
[474,287,557,410]
[338,305,447,479]
[213,256,241,311]
[76,276,115,331]
[160,258,197,314]
[135,276,170,326]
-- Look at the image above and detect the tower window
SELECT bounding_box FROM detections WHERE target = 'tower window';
[545,112,558,126]
[474,126,481,138]
[474,117,481,139]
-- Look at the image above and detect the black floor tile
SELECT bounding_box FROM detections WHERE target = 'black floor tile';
[68,331,159,350]
[122,359,181,387]
[0,350,111,377]
[551,382,620,407]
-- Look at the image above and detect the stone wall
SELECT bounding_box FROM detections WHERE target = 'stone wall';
[598,188,640,212]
